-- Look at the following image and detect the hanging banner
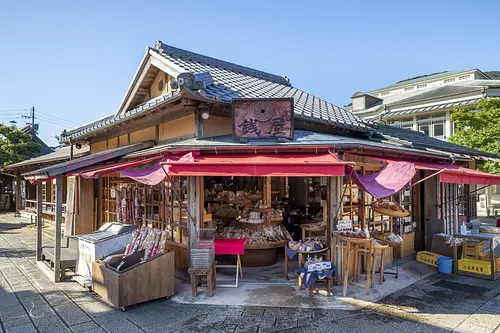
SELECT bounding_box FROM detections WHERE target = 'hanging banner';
[232,98,294,141]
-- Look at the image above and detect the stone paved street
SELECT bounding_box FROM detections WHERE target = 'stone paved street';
[1,215,500,333]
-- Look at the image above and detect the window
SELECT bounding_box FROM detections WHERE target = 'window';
[417,84,427,89]
[389,117,413,130]
[444,78,456,83]
[404,86,414,91]
[459,74,471,81]
[417,113,446,139]
[381,91,390,96]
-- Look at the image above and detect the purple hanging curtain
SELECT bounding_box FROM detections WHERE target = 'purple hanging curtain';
[347,161,416,199]
[120,158,167,186]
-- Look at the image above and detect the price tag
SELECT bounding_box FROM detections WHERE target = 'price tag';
[337,219,353,231]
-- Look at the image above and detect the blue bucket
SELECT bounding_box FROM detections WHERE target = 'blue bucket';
[437,256,453,274]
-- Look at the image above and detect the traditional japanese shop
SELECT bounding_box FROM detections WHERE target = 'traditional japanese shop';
[17,41,500,299]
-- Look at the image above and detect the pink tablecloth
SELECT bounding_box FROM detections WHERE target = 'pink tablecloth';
[214,238,247,255]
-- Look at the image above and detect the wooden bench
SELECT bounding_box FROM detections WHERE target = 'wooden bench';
[188,261,217,297]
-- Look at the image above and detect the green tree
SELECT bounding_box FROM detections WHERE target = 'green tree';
[449,98,500,174]
[0,124,41,167]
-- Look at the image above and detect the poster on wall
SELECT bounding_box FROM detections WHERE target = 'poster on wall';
[232,98,294,141]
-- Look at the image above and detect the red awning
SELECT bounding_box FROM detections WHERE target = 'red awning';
[362,154,500,185]
[161,152,347,177]
[67,156,162,179]
[413,161,500,185]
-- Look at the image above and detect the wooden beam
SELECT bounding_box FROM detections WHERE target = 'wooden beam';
[264,176,272,224]
[187,176,198,268]
[15,171,21,216]
[36,180,43,261]
[54,174,63,282]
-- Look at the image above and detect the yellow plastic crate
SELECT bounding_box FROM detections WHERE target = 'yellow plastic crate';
[416,251,439,267]
[458,258,492,276]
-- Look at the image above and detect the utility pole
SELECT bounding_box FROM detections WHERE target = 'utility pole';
[31,106,35,130]
[22,106,36,133]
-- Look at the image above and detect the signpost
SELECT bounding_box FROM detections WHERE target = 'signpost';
[232,98,294,141]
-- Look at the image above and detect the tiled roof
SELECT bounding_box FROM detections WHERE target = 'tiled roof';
[378,98,481,118]
[391,85,484,105]
[151,41,370,130]
[122,129,479,162]
[60,41,371,142]
[374,124,495,158]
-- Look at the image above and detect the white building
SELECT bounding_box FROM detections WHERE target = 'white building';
[350,69,500,216]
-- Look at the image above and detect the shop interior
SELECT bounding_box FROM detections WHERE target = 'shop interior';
[98,167,415,284]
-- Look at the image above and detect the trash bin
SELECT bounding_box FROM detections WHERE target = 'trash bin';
[437,256,453,275]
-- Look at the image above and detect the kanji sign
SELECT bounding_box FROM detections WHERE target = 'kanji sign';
[232,98,294,140]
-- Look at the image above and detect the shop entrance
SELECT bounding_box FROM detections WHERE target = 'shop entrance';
[204,175,329,283]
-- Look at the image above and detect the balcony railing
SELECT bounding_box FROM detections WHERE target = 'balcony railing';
[25,199,67,215]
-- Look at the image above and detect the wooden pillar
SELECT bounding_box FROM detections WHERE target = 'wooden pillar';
[54,174,63,282]
[263,176,272,223]
[15,171,21,216]
[327,177,340,247]
[36,180,43,261]
[187,176,201,267]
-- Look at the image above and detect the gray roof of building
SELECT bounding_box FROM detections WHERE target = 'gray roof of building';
[391,85,484,105]
[123,129,493,162]
[60,42,371,142]
[373,124,495,158]
[379,98,481,118]
[2,145,90,171]
[151,42,370,130]
[372,69,479,92]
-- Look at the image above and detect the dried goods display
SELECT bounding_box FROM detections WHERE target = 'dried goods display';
[124,227,168,260]
[287,238,325,252]
[334,230,371,239]
[216,222,290,245]
[116,187,143,224]
[371,199,409,217]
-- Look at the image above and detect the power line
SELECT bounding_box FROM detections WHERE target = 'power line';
[36,110,79,125]
[36,115,76,127]
[36,117,72,128]
[0,108,31,112]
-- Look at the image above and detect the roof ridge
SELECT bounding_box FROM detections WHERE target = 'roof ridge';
[153,40,291,86]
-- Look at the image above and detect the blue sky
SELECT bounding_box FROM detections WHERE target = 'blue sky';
[1,1,499,147]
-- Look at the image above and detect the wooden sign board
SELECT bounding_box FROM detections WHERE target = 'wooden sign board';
[232,98,294,141]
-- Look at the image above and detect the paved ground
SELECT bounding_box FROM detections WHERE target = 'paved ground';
[1,214,500,333]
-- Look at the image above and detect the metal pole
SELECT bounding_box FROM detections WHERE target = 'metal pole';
[31,106,35,130]
[54,174,63,282]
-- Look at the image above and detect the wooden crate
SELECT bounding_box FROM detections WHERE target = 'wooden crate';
[479,253,500,272]
[464,242,484,258]
[92,251,174,309]
[394,232,414,259]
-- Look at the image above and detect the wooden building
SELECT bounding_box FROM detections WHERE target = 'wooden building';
[15,41,500,282]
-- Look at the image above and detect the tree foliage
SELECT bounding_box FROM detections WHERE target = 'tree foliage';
[449,98,500,174]
[485,71,500,80]
[0,124,41,167]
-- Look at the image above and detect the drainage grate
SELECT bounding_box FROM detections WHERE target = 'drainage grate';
[433,280,489,295]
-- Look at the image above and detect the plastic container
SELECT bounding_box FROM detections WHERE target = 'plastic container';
[437,256,453,274]
[458,258,492,276]
[416,251,439,267]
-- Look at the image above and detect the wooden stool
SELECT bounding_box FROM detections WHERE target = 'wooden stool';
[342,239,373,296]
[371,243,389,287]
[188,261,217,297]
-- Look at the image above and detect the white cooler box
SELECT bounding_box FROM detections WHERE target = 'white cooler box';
[76,222,137,281]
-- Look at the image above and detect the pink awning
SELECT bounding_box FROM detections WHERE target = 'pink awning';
[120,158,168,186]
[67,156,162,179]
[347,162,416,199]
[161,152,348,177]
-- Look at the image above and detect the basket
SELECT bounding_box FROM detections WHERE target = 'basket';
[245,194,263,201]
[333,233,373,244]
[301,222,327,232]
[458,258,492,276]
[230,199,251,206]
[416,251,439,267]
[480,226,500,234]
[371,206,409,217]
